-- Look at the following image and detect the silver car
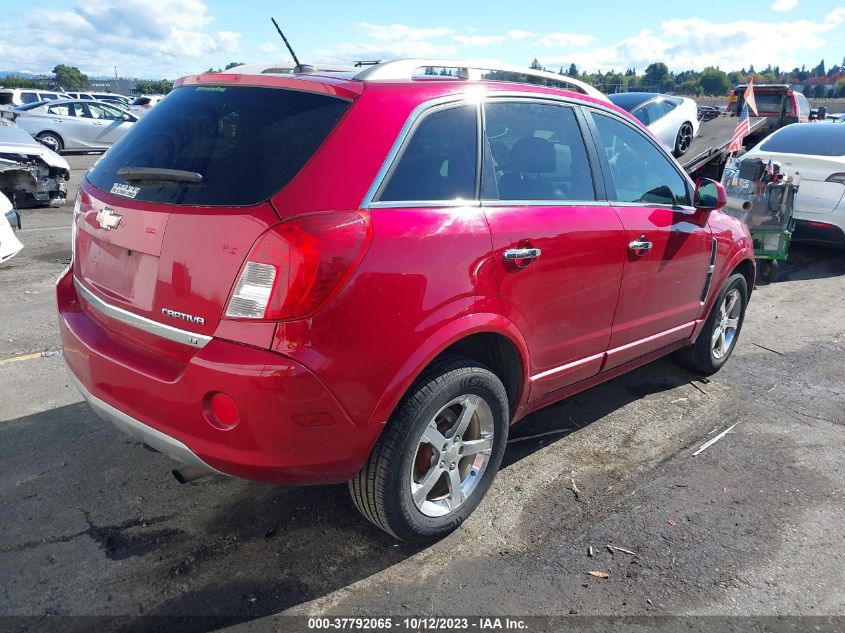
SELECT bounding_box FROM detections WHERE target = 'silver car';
[9,99,137,153]
[608,92,700,157]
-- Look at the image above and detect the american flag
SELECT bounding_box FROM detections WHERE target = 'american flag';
[727,103,750,153]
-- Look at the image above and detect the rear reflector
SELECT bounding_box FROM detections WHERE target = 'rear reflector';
[805,221,832,229]
[225,211,371,321]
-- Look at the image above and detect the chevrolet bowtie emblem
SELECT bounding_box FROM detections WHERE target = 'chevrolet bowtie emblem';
[96,207,122,231]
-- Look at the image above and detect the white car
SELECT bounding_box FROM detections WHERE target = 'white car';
[8,99,137,153]
[608,92,700,157]
[0,126,70,206]
[742,123,845,246]
[0,191,23,264]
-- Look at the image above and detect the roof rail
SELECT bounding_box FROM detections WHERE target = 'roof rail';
[353,58,609,102]
[228,62,360,75]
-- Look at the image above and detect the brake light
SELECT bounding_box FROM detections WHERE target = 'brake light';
[225,211,371,320]
[825,173,845,185]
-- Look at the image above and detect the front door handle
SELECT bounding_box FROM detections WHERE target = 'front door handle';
[503,248,541,261]
[628,238,653,254]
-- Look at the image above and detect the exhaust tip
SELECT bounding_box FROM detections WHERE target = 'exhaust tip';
[172,466,213,484]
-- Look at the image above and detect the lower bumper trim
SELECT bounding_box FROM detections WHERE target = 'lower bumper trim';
[68,371,223,476]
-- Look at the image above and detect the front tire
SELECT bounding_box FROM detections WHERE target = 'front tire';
[36,132,63,153]
[673,273,748,375]
[349,356,509,542]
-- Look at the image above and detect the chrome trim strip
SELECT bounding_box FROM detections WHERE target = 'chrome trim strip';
[606,321,695,356]
[482,199,610,207]
[368,199,481,209]
[68,371,222,474]
[74,277,212,348]
[530,351,604,382]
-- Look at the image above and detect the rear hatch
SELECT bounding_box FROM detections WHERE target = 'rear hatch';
[77,80,353,346]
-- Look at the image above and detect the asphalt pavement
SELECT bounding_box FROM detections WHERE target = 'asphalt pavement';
[1,154,843,632]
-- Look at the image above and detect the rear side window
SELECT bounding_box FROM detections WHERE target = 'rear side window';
[0,93,13,106]
[20,92,38,104]
[483,101,595,201]
[87,85,349,206]
[377,105,477,202]
[760,124,845,156]
[592,112,691,206]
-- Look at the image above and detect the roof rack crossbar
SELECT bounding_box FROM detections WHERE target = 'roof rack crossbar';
[353,58,607,101]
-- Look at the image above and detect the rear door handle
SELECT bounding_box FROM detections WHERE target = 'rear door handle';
[628,238,653,254]
[503,248,541,261]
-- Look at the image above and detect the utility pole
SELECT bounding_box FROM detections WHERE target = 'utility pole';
[114,66,119,93]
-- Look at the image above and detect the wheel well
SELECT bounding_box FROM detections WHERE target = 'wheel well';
[434,333,524,415]
[733,259,755,295]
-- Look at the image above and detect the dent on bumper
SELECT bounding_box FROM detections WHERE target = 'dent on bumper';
[58,269,383,484]
[67,371,221,474]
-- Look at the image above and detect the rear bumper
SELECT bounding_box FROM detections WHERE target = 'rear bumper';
[792,219,845,246]
[57,269,381,484]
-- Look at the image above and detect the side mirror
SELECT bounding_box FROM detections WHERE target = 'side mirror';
[122,112,132,121]
[694,177,726,212]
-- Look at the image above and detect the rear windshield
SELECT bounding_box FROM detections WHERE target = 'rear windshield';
[760,124,845,156]
[87,85,350,206]
[742,93,791,115]
[132,97,151,106]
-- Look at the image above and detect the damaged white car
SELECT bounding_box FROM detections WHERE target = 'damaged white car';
[0,190,23,264]
[0,126,69,208]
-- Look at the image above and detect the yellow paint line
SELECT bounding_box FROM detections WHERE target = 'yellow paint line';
[18,226,70,232]
[0,350,62,366]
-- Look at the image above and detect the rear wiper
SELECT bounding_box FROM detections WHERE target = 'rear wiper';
[117,167,203,184]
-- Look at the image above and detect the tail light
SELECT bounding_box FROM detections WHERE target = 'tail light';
[825,173,845,185]
[225,211,371,321]
[71,189,90,264]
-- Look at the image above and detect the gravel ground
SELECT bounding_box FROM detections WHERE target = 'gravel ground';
[0,154,843,632]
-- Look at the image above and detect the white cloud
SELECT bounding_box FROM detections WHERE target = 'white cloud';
[358,23,454,42]
[452,34,506,47]
[260,43,280,54]
[772,0,799,11]
[507,29,533,41]
[0,0,240,78]
[538,9,845,72]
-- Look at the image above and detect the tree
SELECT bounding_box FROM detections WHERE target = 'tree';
[53,64,88,90]
[224,62,245,70]
[699,67,730,95]
[644,62,669,90]
[530,58,543,70]
[567,63,578,78]
[134,79,174,94]
[814,59,826,77]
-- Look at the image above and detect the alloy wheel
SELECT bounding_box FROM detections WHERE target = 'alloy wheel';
[410,394,495,517]
[712,288,741,359]
[677,123,694,153]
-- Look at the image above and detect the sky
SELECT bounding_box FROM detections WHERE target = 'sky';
[1,0,844,79]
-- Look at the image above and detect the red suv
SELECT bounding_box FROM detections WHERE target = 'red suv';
[58,60,754,541]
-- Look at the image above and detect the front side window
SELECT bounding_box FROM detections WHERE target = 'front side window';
[592,112,690,206]
[47,104,72,116]
[377,105,477,202]
[483,101,595,201]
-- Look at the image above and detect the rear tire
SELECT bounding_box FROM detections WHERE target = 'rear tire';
[673,273,748,375]
[349,356,509,542]
[673,122,694,157]
[36,132,63,153]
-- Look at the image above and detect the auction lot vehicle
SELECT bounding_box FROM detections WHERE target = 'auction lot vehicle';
[6,99,137,153]
[0,190,23,264]
[608,92,700,157]
[0,88,67,107]
[726,84,810,145]
[741,123,845,247]
[58,59,755,540]
[0,126,70,207]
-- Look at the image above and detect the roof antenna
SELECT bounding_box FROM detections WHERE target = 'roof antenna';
[271,17,316,74]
